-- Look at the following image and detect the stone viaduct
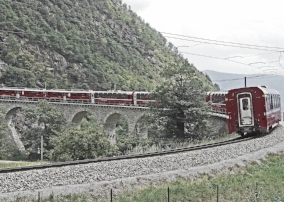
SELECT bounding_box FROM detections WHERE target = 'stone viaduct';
[0,99,228,153]
[1,99,150,152]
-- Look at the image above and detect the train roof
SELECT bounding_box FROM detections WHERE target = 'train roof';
[134,91,152,94]
[0,87,135,94]
[209,91,228,96]
[258,86,280,95]
[228,86,280,95]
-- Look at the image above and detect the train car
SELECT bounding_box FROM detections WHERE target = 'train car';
[93,91,134,105]
[45,89,91,103]
[0,87,45,100]
[0,87,160,106]
[206,91,228,114]
[226,86,281,136]
[133,92,157,106]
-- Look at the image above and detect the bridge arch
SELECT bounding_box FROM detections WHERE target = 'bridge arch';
[5,107,22,122]
[135,114,150,139]
[71,111,89,128]
[103,112,130,144]
[4,106,26,153]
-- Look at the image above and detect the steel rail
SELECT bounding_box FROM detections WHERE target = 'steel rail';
[0,136,256,174]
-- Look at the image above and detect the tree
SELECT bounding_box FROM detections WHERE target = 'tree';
[150,59,211,139]
[0,66,36,87]
[20,100,66,159]
[49,119,118,161]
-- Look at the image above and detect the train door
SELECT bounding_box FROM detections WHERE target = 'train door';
[133,93,137,105]
[238,94,254,126]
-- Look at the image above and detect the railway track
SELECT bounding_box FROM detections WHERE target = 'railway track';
[0,135,258,174]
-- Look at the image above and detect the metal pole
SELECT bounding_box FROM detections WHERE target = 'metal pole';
[38,191,40,202]
[111,189,112,202]
[41,135,43,161]
[216,185,219,202]
[245,77,246,87]
[168,187,170,202]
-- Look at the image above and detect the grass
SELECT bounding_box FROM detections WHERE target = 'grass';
[0,161,48,169]
[122,133,239,155]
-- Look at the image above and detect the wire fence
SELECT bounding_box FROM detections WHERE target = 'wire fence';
[109,183,284,202]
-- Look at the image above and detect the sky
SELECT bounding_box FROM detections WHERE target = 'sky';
[122,0,284,75]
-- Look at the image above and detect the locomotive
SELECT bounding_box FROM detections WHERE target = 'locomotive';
[0,87,156,107]
[208,86,281,136]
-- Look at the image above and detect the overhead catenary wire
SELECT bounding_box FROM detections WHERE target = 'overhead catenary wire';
[162,32,284,51]
[165,35,284,52]
[212,74,283,82]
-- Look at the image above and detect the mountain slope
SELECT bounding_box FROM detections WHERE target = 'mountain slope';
[0,0,213,91]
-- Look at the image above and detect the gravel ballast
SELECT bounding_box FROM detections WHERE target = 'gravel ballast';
[1,123,284,201]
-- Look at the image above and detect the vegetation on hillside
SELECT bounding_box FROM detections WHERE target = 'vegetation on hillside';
[0,0,214,91]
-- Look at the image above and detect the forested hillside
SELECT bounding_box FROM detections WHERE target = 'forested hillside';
[0,0,213,90]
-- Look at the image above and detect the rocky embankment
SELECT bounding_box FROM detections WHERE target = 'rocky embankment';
[1,123,284,201]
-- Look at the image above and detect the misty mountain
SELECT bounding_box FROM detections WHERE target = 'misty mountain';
[203,70,284,107]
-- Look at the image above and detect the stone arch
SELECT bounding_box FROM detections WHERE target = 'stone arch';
[71,111,89,128]
[5,106,26,153]
[103,112,130,144]
[5,107,22,122]
[135,114,149,139]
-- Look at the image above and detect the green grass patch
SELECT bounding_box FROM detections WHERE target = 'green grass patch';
[0,161,48,169]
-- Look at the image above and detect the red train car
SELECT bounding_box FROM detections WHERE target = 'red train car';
[93,91,134,105]
[133,92,157,106]
[206,91,228,114]
[226,86,281,136]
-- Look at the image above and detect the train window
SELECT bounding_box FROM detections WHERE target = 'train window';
[137,94,140,99]
[242,99,249,110]
[273,95,276,109]
[270,95,273,110]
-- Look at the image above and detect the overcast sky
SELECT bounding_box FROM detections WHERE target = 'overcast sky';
[122,0,284,75]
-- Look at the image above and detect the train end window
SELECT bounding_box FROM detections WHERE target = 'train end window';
[242,99,249,110]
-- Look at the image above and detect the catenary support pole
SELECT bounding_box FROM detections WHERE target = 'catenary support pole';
[41,135,43,161]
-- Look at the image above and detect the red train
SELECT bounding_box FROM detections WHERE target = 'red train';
[0,87,157,107]
[208,86,281,136]
[206,91,228,114]
[1,86,281,136]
